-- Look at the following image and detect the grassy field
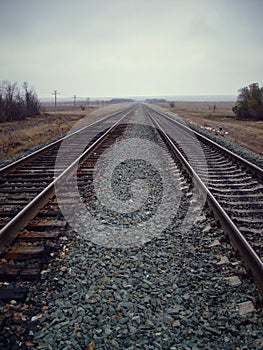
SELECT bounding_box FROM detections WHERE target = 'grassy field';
[0,112,86,160]
[1,101,262,164]
[159,102,263,156]
[0,103,129,163]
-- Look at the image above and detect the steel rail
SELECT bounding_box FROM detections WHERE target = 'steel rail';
[0,107,134,253]
[146,108,263,295]
[145,104,263,178]
[0,105,134,177]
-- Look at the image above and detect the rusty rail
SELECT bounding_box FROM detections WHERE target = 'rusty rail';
[0,107,134,253]
[147,107,263,295]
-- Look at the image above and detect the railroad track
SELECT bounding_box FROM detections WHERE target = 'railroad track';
[144,104,263,294]
[1,103,263,349]
[0,102,262,300]
[0,105,135,285]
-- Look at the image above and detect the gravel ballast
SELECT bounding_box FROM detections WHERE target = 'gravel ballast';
[0,108,263,349]
[152,105,263,169]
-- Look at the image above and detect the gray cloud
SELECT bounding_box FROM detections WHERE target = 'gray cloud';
[0,0,262,97]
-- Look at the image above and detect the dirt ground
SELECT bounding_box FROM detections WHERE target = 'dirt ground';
[1,102,262,163]
[0,103,128,163]
[158,102,263,156]
[0,112,86,161]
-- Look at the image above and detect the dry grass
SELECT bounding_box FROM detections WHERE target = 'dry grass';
[158,102,263,156]
[0,114,83,159]
[0,103,132,162]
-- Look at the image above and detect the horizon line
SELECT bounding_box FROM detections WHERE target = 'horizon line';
[40,94,236,100]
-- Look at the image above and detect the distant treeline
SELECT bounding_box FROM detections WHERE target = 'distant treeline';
[109,98,135,103]
[0,81,42,122]
[145,98,167,103]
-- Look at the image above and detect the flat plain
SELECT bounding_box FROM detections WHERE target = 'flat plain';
[160,101,263,156]
[0,101,262,165]
[0,104,110,162]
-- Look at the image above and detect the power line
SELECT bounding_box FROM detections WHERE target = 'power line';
[73,95,77,109]
[86,97,90,111]
[52,90,59,108]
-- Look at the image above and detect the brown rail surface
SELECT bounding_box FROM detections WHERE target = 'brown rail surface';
[145,103,263,295]
[0,106,135,284]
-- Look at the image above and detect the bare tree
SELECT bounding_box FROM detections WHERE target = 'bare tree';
[0,80,42,122]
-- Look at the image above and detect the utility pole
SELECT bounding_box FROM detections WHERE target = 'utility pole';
[52,90,59,109]
[73,95,77,109]
[86,97,90,111]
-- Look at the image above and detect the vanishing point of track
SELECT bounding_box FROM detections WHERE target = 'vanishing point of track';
[0,103,262,298]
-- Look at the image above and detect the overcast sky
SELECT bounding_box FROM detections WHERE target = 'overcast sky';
[0,0,262,98]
